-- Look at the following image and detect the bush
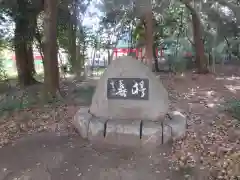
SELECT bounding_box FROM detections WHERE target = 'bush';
[224,100,240,120]
[168,55,188,73]
[174,57,188,73]
[0,59,8,81]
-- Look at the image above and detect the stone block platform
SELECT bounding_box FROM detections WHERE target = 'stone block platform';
[73,108,187,148]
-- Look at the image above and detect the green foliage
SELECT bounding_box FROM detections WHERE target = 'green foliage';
[131,1,190,50]
[174,56,188,73]
[224,100,240,120]
[0,61,8,81]
[154,3,188,42]
[212,38,240,64]
[167,54,188,73]
[0,51,8,81]
[160,38,195,57]
[0,89,40,114]
[0,95,31,113]
[57,7,71,51]
[132,22,145,42]
[72,85,95,105]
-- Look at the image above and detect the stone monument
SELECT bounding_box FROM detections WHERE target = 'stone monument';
[73,56,186,148]
[90,56,169,121]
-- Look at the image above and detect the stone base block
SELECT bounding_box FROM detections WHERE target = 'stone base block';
[105,119,141,146]
[162,125,172,144]
[72,108,91,138]
[88,117,107,141]
[164,111,187,140]
[141,121,162,148]
[73,108,187,147]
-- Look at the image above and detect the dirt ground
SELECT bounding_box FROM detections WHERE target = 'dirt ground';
[0,65,239,180]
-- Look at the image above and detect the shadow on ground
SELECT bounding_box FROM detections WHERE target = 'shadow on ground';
[0,133,189,180]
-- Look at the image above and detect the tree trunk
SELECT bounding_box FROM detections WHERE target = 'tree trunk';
[185,3,209,74]
[68,0,78,74]
[76,44,82,76]
[81,40,86,72]
[153,44,159,72]
[35,27,45,61]
[14,16,37,87]
[27,44,36,75]
[144,11,154,69]
[107,49,111,65]
[69,21,77,72]
[43,0,60,98]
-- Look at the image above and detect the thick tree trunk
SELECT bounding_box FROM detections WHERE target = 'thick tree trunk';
[69,21,77,72]
[185,3,209,74]
[68,0,78,75]
[144,11,154,68]
[14,17,37,87]
[27,45,36,75]
[43,0,60,98]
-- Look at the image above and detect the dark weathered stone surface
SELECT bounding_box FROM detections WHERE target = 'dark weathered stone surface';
[105,119,141,146]
[165,111,187,140]
[90,56,169,121]
[88,117,106,141]
[72,108,91,138]
[141,121,163,147]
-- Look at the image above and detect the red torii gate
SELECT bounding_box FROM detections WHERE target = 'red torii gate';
[113,47,163,59]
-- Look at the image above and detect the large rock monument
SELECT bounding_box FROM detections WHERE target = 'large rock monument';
[90,56,169,121]
[73,56,186,147]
